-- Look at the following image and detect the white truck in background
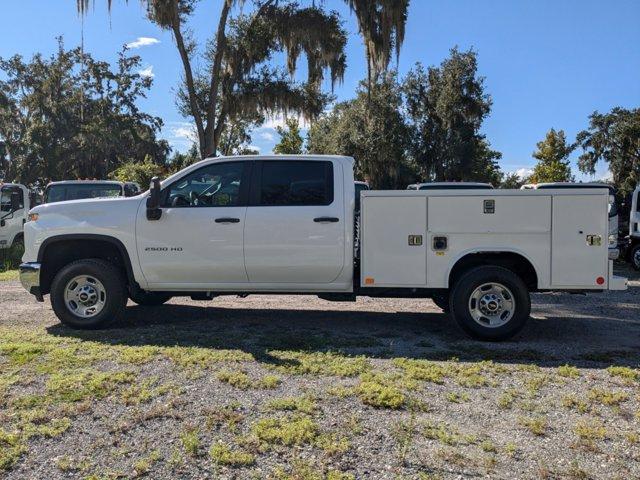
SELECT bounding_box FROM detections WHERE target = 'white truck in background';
[0,183,31,249]
[19,155,626,341]
[625,185,640,269]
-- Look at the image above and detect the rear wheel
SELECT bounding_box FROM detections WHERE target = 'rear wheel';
[631,244,640,271]
[129,290,172,306]
[50,259,126,329]
[450,266,530,341]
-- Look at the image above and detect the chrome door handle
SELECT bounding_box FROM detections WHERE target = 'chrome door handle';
[314,217,339,223]
[215,217,240,224]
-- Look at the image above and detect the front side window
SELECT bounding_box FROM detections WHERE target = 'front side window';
[258,161,333,206]
[165,162,245,207]
[0,187,23,212]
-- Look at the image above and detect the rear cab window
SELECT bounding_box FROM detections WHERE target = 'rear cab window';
[253,161,334,206]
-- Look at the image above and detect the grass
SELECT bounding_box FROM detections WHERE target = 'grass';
[0,269,18,281]
[267,350,370,377]
[557,365,581,378]
[252,415,319,446]
[518,416,548,436]
[607,366,639,383]
[588,388,629,406]
[574,420,607,442]
[209,443,255,467]
[267,395,318,414]
[180,427,200,457]
[217,369,251,390]
[356,373,406,409]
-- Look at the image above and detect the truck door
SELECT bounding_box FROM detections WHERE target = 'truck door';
[552,194,608,287]
[244,160,344,284]
[0,186,25,248]
[136,161,250,287]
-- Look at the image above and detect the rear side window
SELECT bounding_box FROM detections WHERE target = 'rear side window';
[258,161,333,206]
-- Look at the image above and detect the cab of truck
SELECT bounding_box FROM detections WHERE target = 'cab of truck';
[0,183,29,249]
[43,180,141,204]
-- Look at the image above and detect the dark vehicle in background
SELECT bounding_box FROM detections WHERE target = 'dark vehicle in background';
[407,182,494,190]
[43,180,141,204]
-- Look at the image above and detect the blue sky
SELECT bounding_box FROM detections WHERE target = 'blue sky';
[2,0,639,179]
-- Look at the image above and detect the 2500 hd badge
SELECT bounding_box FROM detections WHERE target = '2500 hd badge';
[145,247,183,252]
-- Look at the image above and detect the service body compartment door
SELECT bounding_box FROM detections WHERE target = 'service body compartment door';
[361,196,427,287]
[552,194,608,287]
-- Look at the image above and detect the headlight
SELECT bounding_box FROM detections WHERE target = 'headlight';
[28,212,39,222]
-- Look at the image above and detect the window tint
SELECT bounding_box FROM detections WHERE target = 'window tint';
[259,161,333,206]
[166,162,244,207]
[0,187,23,212]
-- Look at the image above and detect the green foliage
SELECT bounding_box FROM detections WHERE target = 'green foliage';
[252,415,319,446]
[109,155,164,190]
[403,48,503,185]
[274,118,304,154]
[0,39,168,184]
[307,74,410,188]
[527,128,574,183]
[577,107,640,195]
[209,442,255,467]
[500,172,525,189]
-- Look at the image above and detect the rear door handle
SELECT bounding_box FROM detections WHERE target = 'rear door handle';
[314,217,340,223]
[215,217,240,224]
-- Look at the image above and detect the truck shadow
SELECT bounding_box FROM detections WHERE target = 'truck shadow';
[46,299,640,369]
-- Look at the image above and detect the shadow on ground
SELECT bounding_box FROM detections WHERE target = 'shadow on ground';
[47,290,640,369]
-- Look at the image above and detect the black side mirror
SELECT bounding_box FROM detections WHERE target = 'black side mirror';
[10,192,21,212]
[146,177,162,220]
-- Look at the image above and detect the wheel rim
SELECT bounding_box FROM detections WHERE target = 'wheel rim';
[63,275,107,318]
[468,282,515,328]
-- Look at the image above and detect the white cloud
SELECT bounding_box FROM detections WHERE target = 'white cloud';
[259,131,275,142]
[126,37,160,49]
[137,65,154,78]
[514,168,534,180]
[248,145,261,153]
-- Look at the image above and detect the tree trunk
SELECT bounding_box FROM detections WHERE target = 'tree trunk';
[170,4,206,158]
[203,0,232,158]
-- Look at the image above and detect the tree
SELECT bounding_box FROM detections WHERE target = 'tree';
[402,48,502,183]
[500,172,525,189]
[79,1,347,158]
[307,74,410,188]
[0,40,168,184]
[528,128,574,183]
[577,107,640,195]
[274,118,304,154]
[344,0,410,88]
[110,155,165,189]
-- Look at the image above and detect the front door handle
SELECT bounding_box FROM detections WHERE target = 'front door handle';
[215,217,240,224]
[314,217,340,223]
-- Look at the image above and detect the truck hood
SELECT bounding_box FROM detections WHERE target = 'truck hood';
[32,195,143,216]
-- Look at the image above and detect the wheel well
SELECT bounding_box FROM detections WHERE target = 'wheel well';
[39,237,132,294]
[449,252,538,290]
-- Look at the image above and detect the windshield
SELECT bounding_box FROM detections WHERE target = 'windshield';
[44,184,123,203]
[0,188,12,213]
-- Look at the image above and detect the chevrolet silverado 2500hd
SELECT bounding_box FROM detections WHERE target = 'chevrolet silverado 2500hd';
[19,155,627,340]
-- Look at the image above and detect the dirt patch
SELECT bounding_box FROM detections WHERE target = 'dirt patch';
[1,266,639,479]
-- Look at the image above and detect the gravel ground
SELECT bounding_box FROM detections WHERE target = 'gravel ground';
[0,264,639,480]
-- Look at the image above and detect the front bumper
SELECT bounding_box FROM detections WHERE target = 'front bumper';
[19,262,43,301]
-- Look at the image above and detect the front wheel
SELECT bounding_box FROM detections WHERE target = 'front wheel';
[450,266,531,341]
[50,259,127,329]
[630,244,640,271]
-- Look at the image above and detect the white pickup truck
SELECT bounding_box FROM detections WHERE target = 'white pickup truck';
[20,155,627,340]
[0,182,31,249]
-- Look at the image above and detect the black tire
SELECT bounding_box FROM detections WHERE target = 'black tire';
[450,266,531,341]
[129,290,172,306]
[50,259,127,329]
[431,294,450,313]
[630,244,640,271]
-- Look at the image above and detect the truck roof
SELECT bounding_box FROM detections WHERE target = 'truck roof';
[521,182,615,193]
[407,182,494,190]
[46,180,127,186]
